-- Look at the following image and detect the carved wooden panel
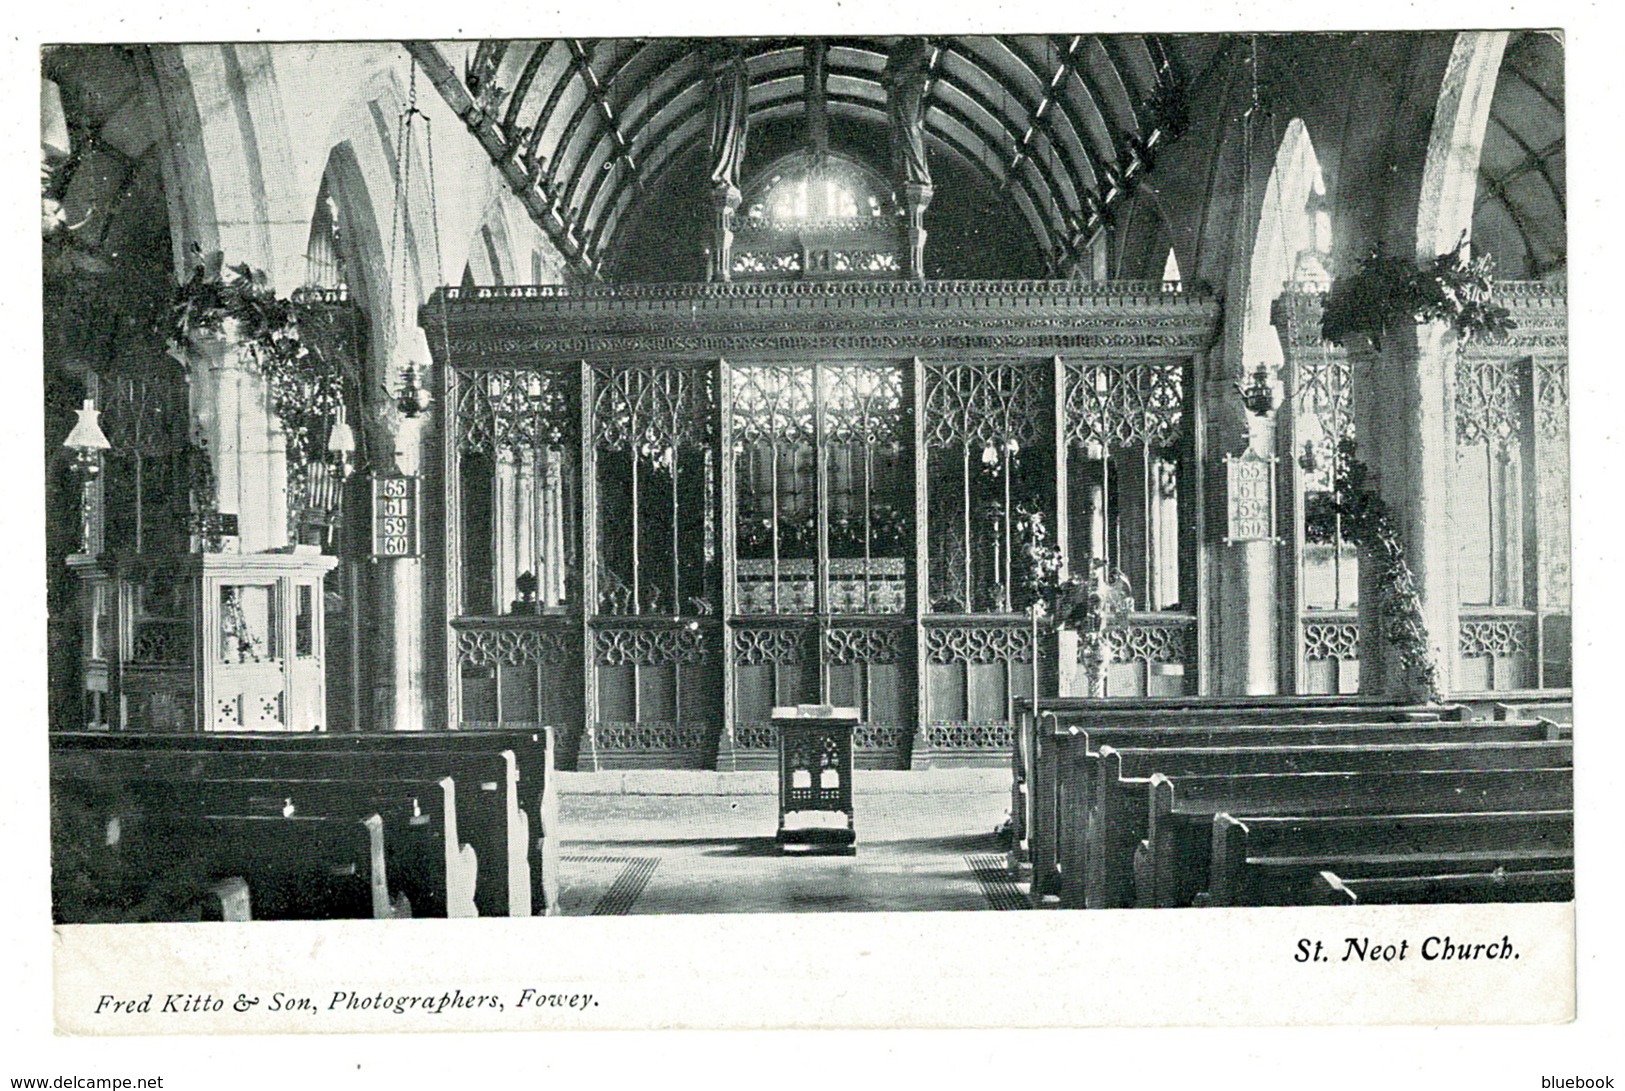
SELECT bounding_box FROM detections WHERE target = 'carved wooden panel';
[456,625,573,666]
[921,361,1048,449]
[1302,619,1360,661]
[1063,360,1184,449]
[1456,356,1527,455]
[590,362,715,453]
[1102,619,1194,664]
[454,365,579,453]
[592,626,709,666]
[924,625,1034,664]
[823,626,907,665]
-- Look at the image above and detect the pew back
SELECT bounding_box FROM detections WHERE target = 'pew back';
[1143,768,1574,907]
[52,743,520,917]
[1045,721,1555,908]
[51,729,558,916]
[1208,809,1575,906]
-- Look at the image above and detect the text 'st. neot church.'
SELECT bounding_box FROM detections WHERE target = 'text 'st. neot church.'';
[44,34,1570,922]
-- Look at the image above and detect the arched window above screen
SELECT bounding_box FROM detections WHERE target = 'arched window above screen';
[731,152,899,279]
[743,151,891,227]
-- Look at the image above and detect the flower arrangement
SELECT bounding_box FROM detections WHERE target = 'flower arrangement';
[1015,506,1133,631]
[1015,505,1135,696]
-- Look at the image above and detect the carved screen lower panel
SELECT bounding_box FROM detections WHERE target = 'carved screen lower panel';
[591,623,722,770]
[727,623,915,769]
[1100,617,1195,697]
[1301,615,1360,696]
[455,622,586,768]
[1457,612,1537,692]
[922,622,1032,766]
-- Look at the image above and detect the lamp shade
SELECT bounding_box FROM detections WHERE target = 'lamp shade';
[326,416,356,455]
[63,399,111,452]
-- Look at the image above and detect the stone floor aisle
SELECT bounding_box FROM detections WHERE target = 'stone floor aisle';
[555,770,1024,915]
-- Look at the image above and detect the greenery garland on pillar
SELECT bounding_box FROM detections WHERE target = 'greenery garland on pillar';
[1320,233,1515,351]
[1323,439,1440,701]
[1317,232,1515,700]
[164,248,349,531]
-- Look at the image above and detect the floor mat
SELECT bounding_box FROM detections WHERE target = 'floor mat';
[560,854,661,916]
[964,853,1029,911]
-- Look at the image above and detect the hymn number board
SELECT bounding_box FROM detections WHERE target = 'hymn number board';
[1224,450,1277,544]
[371,474,421,558]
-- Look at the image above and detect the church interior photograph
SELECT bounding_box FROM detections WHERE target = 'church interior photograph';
[41,32,1571,922]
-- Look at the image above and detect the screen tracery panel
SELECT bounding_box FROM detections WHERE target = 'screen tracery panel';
[591,361,718,617]
[922,360,1053,614]
[727,360,914,764]
[1063,359,1187,616]
[1061,358,1195,695]
[454,365,581,616]
[729,362,910,615]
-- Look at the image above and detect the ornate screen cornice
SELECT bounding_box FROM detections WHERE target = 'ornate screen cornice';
[423,280,1220,364]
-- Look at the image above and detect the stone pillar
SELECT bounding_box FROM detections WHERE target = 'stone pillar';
[901,182,933,281]
[185,323,289,552]
[366,327,433,731]
[1349,327,1458,699]
[1204,376,1280,695]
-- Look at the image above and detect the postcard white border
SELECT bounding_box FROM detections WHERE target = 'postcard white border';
[7,0,1622,1083]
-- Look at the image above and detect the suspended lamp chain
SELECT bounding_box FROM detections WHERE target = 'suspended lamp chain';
[402,40,600,281]
[385,59,439,418]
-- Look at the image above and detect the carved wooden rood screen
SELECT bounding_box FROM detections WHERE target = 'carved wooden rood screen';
[1275,282,1570,695]
[429,280,1219,769]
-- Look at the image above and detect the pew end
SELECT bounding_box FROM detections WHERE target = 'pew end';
[203,877,252,922]
[537,725,562,917]
[1312,871,1359,906]
[1207,814,1250,908]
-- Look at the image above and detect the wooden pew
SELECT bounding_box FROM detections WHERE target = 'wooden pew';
[1039,715,1535,908]
[1140,768,1575,908]
[1313,867,1575,905]
[1090,740,1571,909]
[52,780,254,924]
[1009,695,1458,878]
[58,778,394,922]
[50,729,559,916]
[1455,688,1571,722]
[1047,719,1558,908]
[121,775,475,918]
[162,812,393,920]
[1019,698,1460,901]
[205,877,253,921]
[1498,702,1574,727]
[50,745,520,917]
[51,768,472,920]
[1208,809,1575,906]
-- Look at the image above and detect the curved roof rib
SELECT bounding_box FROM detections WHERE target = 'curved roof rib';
[410,35,1205,280]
